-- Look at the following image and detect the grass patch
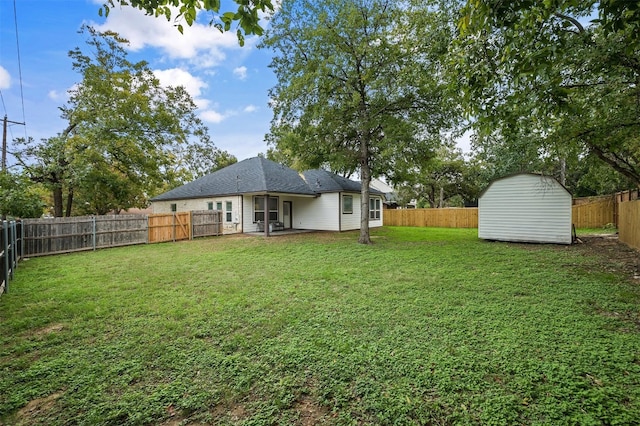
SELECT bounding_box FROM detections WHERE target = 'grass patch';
[576,227,618,236]
[1,227,639,425]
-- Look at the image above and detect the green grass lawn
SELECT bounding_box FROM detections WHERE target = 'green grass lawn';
[1,227,639,425]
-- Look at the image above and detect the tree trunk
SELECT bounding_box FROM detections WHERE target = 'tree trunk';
[53,186,64,217]
[428,188,436,208]
[439,187,444,208]
[358,141,371,245]
[65,187,73,217]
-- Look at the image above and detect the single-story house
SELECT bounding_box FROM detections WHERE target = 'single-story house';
[478,173,573,244]
[150,156,384,234]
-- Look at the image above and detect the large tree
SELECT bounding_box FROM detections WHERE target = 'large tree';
[14,26,232,216]
[261,0,459,243]
[396,141,480,208]
[455,1,640,186]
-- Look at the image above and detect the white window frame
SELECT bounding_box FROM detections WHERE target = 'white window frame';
[369,197,381,220]
[225,201,233,222]
[343,195,353,214]
[254,196,279,223]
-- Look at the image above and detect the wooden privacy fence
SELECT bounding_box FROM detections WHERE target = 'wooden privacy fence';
[1,221,20,295]
[384,208,479,228]
[21,211,223,257]
[618,199,640,251]
[571,198,615,228]
[148,212,191,243]
[23,215,148,256]
[383,199,619,229]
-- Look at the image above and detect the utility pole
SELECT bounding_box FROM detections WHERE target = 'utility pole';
[2,115,26,171]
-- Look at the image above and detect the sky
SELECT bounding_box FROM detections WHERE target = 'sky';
[0,0,277,166]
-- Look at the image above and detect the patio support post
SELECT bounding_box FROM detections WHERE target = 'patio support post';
[264,194,270,237]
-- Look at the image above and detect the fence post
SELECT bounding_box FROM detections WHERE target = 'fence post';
[92,216,97,251]
[3,221,8,294]
[190,211,193,240]
[19,220,23,259]
[9,221,16,279]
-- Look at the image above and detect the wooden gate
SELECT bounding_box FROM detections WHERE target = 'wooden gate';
[148,212,192,243]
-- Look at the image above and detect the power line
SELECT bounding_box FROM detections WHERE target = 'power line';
[12,0,28,141]
[0,90,7,117]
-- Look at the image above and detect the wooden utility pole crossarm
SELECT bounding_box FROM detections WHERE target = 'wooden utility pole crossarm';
[2,115,26,171]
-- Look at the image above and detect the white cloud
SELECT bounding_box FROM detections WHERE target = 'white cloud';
[152,68,211,108]
[243,104,257,113]
[48,90,61,100]
[200,108,239,123]
[200,110,227,123]
[233,66,248,80]
[0,66,10,89]
[48,84,78,102]
[91,5,244,68]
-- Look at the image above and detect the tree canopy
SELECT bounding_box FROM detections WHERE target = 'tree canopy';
[0,171,45,219]
[456,0,640,187]
[100,0,274,45]
[262,0,460,243]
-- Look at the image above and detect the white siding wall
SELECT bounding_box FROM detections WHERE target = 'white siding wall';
[150,196,243,234]
[478,174,572,244]
[242,195,256,232]
[340,193,360,231]
[295,193,341,231]
[339,193,384,231]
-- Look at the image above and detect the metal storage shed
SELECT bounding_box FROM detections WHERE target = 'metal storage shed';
[478,173,573,244]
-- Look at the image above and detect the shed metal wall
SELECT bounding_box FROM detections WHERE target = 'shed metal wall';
[478,174,572,244]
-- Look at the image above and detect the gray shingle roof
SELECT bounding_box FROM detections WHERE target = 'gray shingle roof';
[301,169,383,195]
[151,157,383,201]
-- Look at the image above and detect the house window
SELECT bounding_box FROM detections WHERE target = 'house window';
[343,195,353,214]
[254,196,278,222]
[170,203,177,212]
[207,202,213,210]
[216,202,222,211]
[369,198,381,220]
[226,201,232,222]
